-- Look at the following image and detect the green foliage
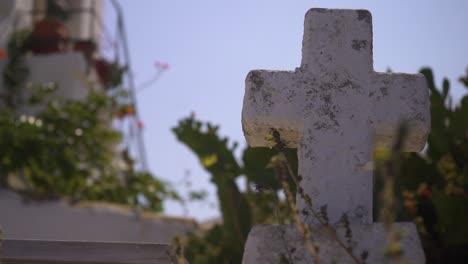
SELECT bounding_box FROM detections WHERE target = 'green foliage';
[389,68,468,263]
[0,30,176,212]
[173,117,251,264]
[0,86,176,211]
[172,116,296,263]
[2,30,30,108]
[96,59,128,90]
[177,67,468,263]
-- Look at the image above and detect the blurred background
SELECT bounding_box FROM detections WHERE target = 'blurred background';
[115,0,468,221]
[0,1,467,263]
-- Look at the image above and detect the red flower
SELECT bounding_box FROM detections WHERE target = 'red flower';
[0,49,7,59]
[417,183,431,200]
[137,120,144,129]
[155,61,170,70]
[420,189,431,200]
[115,110,124,119]
[126,106,135,115]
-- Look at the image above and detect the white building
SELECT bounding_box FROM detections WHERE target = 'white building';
[0,0,196,244]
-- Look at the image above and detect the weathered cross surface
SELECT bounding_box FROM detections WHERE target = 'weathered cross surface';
[242,8,428,263]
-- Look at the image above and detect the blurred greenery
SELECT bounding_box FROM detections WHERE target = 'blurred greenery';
[176,67,468,263]
[173,116,296,264]
[0,30,177,212]
[393,68,468,263]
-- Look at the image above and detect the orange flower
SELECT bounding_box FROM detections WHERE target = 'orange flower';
[402,190,415,200]
[126,106,135,115]
[115,110,124,119]
[0,49,7,59]
[417,183,431,200]
[404,200,417,215]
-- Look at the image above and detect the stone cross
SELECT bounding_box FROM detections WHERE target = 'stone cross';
[242,8,429,263]
[242,8,430,225]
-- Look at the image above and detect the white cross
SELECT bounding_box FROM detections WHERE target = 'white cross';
[242,8,430,224]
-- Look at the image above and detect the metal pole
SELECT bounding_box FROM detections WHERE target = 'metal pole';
[110,0,149,171]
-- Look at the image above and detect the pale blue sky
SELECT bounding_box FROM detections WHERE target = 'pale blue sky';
[105,0,468,221]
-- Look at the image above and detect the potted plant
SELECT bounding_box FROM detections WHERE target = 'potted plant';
[27,17,69,54]
[94,58,127,90]
[26,0,71,54]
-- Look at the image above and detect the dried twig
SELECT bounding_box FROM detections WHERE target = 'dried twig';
[269,128,363,264]
[377,124,408,263]
[271,158,321,263]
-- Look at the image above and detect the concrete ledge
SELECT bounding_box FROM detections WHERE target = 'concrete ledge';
[242,222,425,264]
[0,188,196,244]
[1,239,177,264]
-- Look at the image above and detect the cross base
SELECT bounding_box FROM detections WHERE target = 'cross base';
[242,223,425,264]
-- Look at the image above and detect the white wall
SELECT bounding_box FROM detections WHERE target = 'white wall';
[0,51,96,114]
[0,188,196,243]
[64,0,104,47]
[0,0,104,47]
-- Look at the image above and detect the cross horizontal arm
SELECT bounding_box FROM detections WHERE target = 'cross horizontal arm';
[242,70,303,148]
[369,72,430,151]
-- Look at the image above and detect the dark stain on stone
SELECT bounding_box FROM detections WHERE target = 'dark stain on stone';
[248,71,264,90]
[303,102,314,116]
[313,121,332,130]
[338,80,360,90]
[312,8,328,14]
[414,113,426,122]
[317,103,339,127]
[369,91,375,97]
[338,80,351,88]
[287,89,296,101]
[300,142,315,161]
[248,71,271,106]
[262,90,273,108]
[352,40,368,51]
[320,82,333,91]
[354,205,367,219]
[332,73,339,82]
[356,10,372,24]
[380,87,388,96]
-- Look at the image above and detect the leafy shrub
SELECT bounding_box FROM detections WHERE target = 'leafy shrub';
[394,68,468,263]
[0,30,177,212]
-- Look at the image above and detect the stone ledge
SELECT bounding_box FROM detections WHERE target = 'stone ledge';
[242,222,425,264]
[1,239,177,264]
